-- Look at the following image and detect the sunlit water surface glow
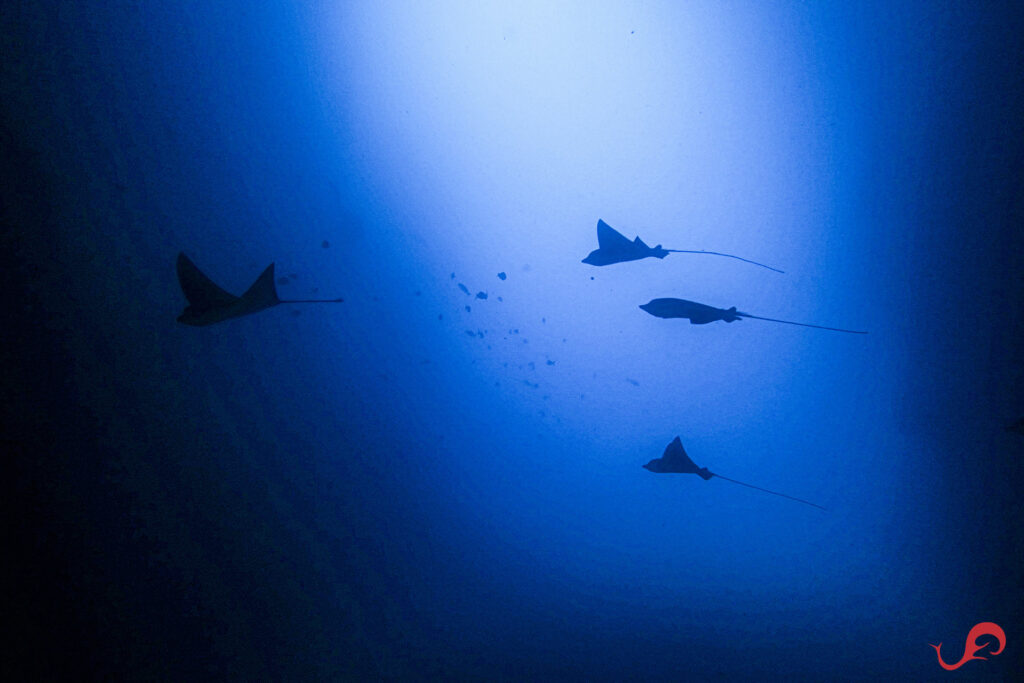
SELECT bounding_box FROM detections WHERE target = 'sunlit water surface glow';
[305,1,940,674]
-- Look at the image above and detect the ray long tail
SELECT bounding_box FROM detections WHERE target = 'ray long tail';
[711,473,826,511]
[738,312,866,334]
[663,250,784,274]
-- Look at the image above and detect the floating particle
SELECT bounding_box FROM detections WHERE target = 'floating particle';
[465,330,476,337]
[477,331,484,338]
[458,283,470,295]
[476,291,488,300]
[498,272,507,280]
[451,272,455,279]
[465,305,471,312]
[546,360,555,366]
[590,276,594,280]
[497,296,503,302]
[322,240,330,248]
[626,378,640,386]
[513,329,519,334]
[542,317,546,324]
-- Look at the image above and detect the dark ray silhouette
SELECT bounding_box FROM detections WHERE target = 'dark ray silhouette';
[639,297,867,334]
[582,219,783,272]
[176,253,343,326]
[644,437,825,510]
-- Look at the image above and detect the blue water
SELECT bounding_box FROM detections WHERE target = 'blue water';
[5,1,1022,679]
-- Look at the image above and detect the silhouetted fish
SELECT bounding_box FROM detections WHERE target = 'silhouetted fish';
[639,298,866,334]
[582,220,782,272]
[644,437,824,510]
[176,253,342,326]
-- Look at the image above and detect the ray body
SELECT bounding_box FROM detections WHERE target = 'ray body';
[642,436,713,478]
[644,437,825,510]
[639,297,866,334]
[582,219,668,266]
[176,253,342,326]
[639,298,741,324]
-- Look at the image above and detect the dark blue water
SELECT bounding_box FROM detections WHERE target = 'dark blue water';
[5,2,1023,679]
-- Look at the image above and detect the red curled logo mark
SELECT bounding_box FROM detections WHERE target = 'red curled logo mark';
[929,622,1006,671]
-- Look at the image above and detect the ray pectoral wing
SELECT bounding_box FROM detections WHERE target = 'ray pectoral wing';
[664,436,704,474]
[238,262,281,313]
[176,254,344,326]
[176,252,239,312]
[661,436,682,460]
[596,219,635,250]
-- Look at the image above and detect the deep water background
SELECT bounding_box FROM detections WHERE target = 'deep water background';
[4,1,1023,679]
